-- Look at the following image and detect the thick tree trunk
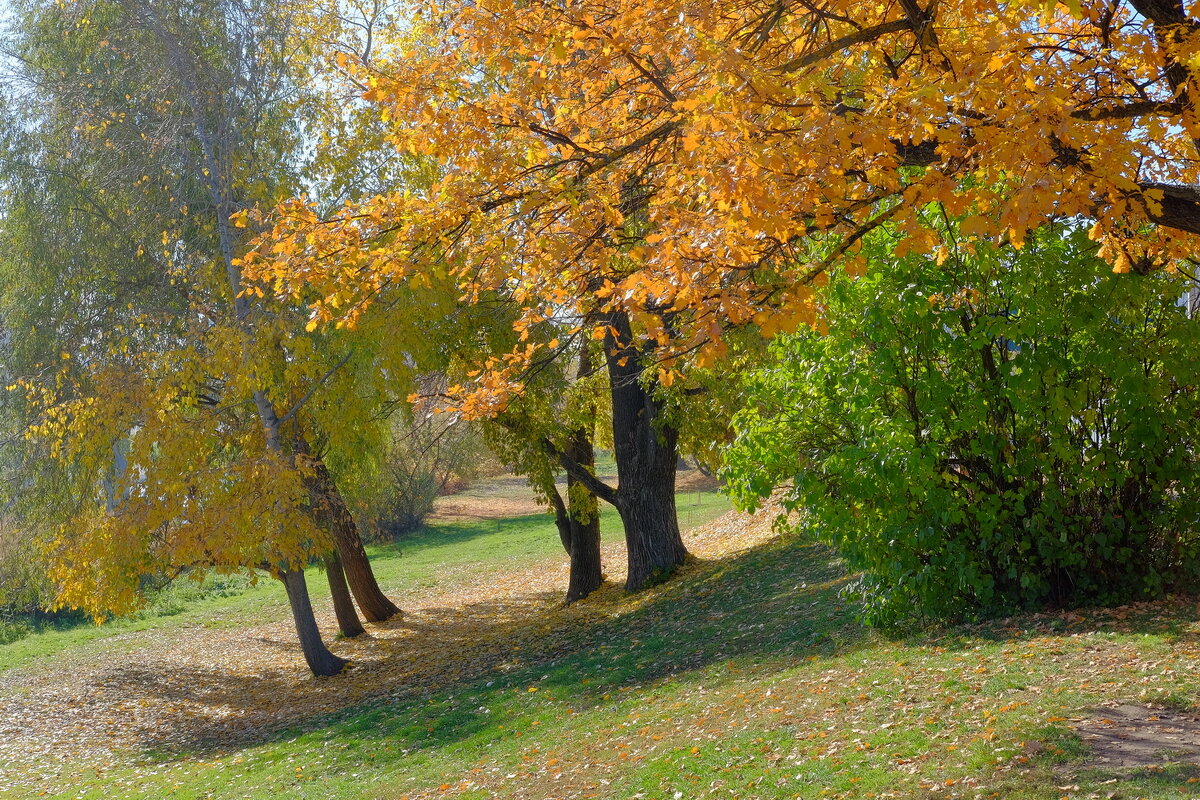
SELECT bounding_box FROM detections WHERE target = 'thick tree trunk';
[614,459,685,590]
[603,311,689,590]
[281,568,347,677]
[324,551,365,639]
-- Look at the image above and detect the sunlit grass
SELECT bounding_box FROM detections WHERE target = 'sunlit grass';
[7,484,1200,800]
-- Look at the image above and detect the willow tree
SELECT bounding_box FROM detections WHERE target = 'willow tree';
[0,0,420,674]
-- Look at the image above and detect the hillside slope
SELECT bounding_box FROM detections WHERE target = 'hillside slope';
[2,486,1200,799]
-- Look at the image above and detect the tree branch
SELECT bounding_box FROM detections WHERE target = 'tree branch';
[777,19,912,74]
[277,350,355,426]
[541,437,620,507]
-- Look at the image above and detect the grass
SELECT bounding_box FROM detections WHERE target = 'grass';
[0,486,729,673]
[6,483,1200,799]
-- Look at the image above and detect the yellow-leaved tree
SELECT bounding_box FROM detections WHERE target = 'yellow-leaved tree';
[0,0,443,675]
[246,0,1200,586]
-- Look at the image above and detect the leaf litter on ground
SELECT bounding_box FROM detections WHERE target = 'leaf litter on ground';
[4,491,1200,799]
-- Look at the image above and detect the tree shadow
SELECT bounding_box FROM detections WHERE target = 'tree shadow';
[909,594,1200,651]
[73,536,861,759]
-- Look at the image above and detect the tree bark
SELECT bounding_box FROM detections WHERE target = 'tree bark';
[306,451,402,622]
[324,550,365,638]
[282,568,348,677]
[548,425,603,602]
[565,502,602,602]
[564,342,603,601]
[603,311,689,590]
[551,492,574,556]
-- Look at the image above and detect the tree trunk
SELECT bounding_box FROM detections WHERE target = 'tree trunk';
[281,568,347,677]
[563,377,602,601]
[552,496,574,556]
[310,454,402,622]
[549,421,605,602]
[603,311,689,590]
[324,551,365,639]
[565,510,603,602]
[127,0,348,677]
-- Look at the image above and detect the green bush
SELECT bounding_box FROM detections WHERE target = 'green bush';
[725,226,1200,625]
[0,618,32,646]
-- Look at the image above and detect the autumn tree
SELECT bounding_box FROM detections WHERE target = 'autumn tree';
[0,0,424,674]
[248,0,1200,442]
[480,331,608,601]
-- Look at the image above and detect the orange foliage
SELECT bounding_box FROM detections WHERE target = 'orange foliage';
[246,0,1200,403]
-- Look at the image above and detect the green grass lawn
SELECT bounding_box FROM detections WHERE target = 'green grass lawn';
[5,485,1200,799]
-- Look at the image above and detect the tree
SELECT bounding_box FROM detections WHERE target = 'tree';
[247,0,1200,398]
[0,0,416,674]
[483,334,608,600]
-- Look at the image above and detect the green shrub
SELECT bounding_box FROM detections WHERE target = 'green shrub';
[0,618,32,646]
[725,226,1200,625]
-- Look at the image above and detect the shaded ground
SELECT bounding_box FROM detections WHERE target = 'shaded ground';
[0,504,773,770]
[1072,703,1200,769]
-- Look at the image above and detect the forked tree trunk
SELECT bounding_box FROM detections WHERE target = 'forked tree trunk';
[604,311,689,590]
[296,436,402,622]
[311,456,402,622]
[324,551,365,639]
[552,498,574,555]
[282,568,348,677]
[564,344,603,601]
[550,425,603,603]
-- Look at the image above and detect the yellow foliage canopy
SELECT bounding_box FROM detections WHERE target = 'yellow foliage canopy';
[246,0,1200,404]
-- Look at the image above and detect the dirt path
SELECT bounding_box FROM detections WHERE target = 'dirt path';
[0,505,774,784]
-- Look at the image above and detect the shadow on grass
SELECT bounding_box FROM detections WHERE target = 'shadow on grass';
[912,594,1200,652]
[87,535,860,759]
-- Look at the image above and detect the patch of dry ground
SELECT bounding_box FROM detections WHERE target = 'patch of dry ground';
[1071,702,1200,769]
[0,505,774,782]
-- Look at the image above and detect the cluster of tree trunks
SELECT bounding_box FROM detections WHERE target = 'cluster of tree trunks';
[551,311,690,599]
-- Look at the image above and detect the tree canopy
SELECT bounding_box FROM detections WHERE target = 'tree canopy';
[246,0,1200,404]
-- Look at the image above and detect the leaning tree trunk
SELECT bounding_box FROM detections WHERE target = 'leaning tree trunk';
[311,455,402,622]
[604,311,689,590]
[282,568,348,676]
[133,0,347,676]
[324,551,365,639]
